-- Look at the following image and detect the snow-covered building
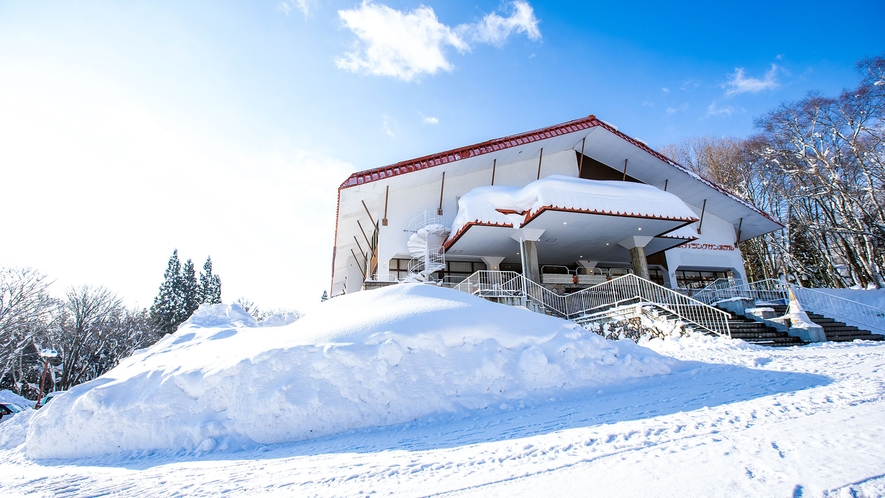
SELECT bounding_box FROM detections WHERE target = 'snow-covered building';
[330,115,781,297]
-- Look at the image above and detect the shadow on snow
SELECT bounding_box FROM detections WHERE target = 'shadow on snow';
[38,357,831,470]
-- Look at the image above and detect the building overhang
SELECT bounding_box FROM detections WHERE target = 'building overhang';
[445,209,697,264]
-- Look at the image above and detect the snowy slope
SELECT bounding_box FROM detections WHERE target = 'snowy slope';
[2,338,884,497]
[3,285,885,496]
[24,284,672,459]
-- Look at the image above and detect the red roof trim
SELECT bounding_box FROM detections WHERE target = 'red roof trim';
[443,220,515,251]
[340,116,600,190]
[522,205,700,226]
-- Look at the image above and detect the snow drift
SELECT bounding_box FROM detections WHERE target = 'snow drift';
[26,284,673,459]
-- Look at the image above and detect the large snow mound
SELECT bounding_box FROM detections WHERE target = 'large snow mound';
[26,284,673,459]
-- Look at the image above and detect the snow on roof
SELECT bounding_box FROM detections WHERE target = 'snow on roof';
[25,285,673,458]
[448,175,699,242]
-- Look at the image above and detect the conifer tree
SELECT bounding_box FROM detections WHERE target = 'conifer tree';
[150,251,223,335]
[182,259,199,318]
[199,257,222,305]
[150,250,184,335]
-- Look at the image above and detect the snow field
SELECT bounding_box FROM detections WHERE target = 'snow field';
[24,284,673,459]
[3,339,884,496]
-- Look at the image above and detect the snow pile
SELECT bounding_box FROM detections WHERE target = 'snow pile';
[25,284,673,459]
[786,288,818,330]
[0,389,34,408]
[449,175,699,238]
[0,409,34,451]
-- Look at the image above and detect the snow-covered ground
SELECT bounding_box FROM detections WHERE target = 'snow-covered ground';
[2,285,885,496]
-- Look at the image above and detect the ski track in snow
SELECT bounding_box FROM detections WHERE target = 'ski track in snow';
[2,342,885,497]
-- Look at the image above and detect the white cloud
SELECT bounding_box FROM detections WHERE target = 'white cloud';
[661,87,670,94]
[382,114,396,137]
[336,1,541,81]
[418,111,439,125]
[336,3,467,81]
[706,102,739,117]
[666,103,689,114]
[679,78,699,91]
[278,0,314,17]
[461,0,541,46]
[725,64,779,96]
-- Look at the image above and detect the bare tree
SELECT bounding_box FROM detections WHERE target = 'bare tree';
[660,54,885,289]
[0,267,54,396]
[48,286,124,390]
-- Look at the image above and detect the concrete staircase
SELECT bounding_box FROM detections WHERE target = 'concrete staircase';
[722,311,804,347]
[767,305,885,342]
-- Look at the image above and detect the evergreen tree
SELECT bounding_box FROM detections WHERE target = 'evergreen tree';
[321,290,329,302]
[150,250,184,335]
[199,257,222,305]
[182,259,199,318]
[150,251,223,335]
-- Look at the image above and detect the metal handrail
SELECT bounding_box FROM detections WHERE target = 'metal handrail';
[564,274,731,336]
[694,278,885,334]
[540,265,576,275]
[692,278,739,303]
[693,278,787,305]
[790,287,885,334]
[453,271,731,336]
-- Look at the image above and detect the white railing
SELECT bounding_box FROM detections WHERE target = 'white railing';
[565,274,731,336]
[692,278,739,303]
[694,278,787,305]
[791,287,885,334]
[694,278,885,334]
[453,271,731,337]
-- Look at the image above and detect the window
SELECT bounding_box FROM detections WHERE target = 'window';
[675,269,730,289]
[389,258,411,281]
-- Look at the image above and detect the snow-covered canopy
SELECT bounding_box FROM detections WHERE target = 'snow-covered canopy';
[445,175,698,262]
[450,175,698,234]
[25,284,672,459]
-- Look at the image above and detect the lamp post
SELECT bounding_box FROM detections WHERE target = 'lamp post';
[35,347,58,409]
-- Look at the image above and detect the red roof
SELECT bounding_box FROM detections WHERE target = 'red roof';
[341,115,602,189]
[336,114,779,227]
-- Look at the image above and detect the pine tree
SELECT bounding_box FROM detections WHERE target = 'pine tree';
[182,259,199,319]
[150,250,184,335]
[321,290,329,302]
[199,257,222,305]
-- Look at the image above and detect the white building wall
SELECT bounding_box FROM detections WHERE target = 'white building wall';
[664,209,747,286]
[490,150,578,187]
[374,151,579,280]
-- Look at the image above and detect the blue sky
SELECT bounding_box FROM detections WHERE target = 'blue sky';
[1,0,882,310]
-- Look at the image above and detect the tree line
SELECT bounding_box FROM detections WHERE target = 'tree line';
[0,251,227,400]
[661,54,885,288]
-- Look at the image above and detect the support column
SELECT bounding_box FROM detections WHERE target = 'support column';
[481,256,505,271]
[619,235,653,281]
[511,229,545,283]
[523,240,540,282]
[629,246,649,280]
